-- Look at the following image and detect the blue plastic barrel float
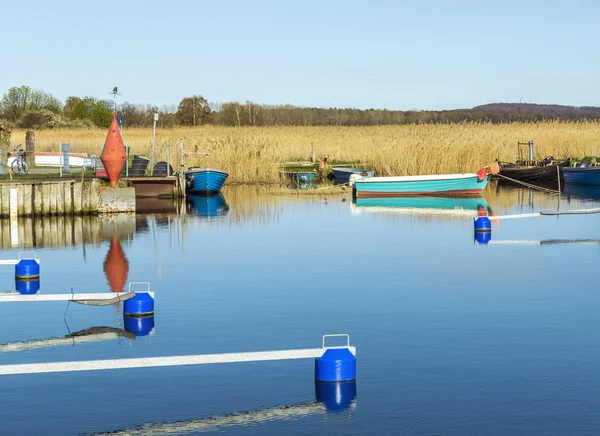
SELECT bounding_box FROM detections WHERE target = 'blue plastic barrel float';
[15,259,40,281]
[315,347,357,382]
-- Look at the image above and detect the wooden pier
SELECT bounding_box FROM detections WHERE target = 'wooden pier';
[0,180,100,218]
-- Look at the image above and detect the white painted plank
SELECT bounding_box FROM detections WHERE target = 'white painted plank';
[0,346,357,375]
[0,291,134,303]
[0,259,40,266]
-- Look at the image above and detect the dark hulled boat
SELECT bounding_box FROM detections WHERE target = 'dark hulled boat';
[498,157,569,184]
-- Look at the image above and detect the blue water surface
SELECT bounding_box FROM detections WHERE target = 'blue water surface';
[0,181,600,435]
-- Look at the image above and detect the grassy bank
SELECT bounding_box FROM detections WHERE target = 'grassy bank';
[9,122,600,184]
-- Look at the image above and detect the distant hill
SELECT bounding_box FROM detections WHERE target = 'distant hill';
[472,103,600,119]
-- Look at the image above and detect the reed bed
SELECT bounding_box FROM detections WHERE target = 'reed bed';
[9,122,600,184]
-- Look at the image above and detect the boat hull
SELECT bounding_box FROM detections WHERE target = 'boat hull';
[331,168,375,184]
[562,167,600,186]
[353,174,491,198]
[185,169,229,194]
[499,161,568,183]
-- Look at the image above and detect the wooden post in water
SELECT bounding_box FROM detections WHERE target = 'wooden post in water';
[25,131,35,167]
[557,165,561,196]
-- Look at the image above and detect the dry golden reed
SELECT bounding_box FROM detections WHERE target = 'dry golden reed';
[10,121,600,184]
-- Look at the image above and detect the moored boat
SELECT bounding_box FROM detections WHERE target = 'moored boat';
[331,167,375,184]
[498,158,569,184]
[184,167,229,194]
[562,164,600,186]
[350,171,492,198]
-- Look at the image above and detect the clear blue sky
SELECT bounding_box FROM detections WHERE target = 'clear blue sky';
[2,0,598,110]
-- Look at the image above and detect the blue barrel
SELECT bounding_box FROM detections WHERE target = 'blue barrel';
[315,348,356,382]
[123,292,154,316]
[124,316,155,336]
[15,259,40,281]
[475,232,492,245]
[315,380,357,412]
[16,280,40,295]
[474,216,491,233]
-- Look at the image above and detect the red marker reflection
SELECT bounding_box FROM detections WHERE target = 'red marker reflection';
[103,236,129,293]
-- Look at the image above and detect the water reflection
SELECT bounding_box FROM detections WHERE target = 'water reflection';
[351,196,492,219]
[315,380,357,413]
[563,184,600,201]
[136,197,179,214]
[0,213,138,249]
[186,193,229,218]
[123,316,155,337]
[92,392,355,436]
[103,237,129,293]
[0,326,135,353]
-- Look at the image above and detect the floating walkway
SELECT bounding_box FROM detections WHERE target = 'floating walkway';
[0,252,39,266]
[0,334,357,380]
[488,239,600,246]
[489,207,600,221]
[0,346,353,375]
[0,291,135,306]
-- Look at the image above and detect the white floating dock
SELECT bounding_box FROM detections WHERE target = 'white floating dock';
[489,239,600,246]
[489,207,600,221]
[0,346,357,376]
[0,291,135,306]
[0,259,40,266]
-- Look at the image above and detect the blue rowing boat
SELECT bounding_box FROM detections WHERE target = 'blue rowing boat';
[185,167,229,194]
[331,167,375,184]
[351,172,491,198]
[562,165,600,186]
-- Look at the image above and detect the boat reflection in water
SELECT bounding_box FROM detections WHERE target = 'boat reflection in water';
[186,192,230,218]
[351,196,492,219]
[563,184,600,201]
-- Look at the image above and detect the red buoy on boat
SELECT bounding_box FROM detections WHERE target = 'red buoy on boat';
[101,114,127,187]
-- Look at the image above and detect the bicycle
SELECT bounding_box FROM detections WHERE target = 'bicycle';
[11,145,28,175]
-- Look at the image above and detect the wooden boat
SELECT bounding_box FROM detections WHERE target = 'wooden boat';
[351,196,491,218]
[562,164,600,186]
[351,172,491,198]
[184,167,229,194]
[498,158,569,183]
[186,193,229,217]
[331,167,375,184]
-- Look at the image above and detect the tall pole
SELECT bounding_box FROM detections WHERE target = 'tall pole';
[151,112,158,176]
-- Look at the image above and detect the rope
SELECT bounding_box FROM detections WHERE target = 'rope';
[311,182,349,191]
[496,173,559,194]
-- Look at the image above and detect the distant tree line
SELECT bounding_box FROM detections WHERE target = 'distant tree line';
[1,85,599,130]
